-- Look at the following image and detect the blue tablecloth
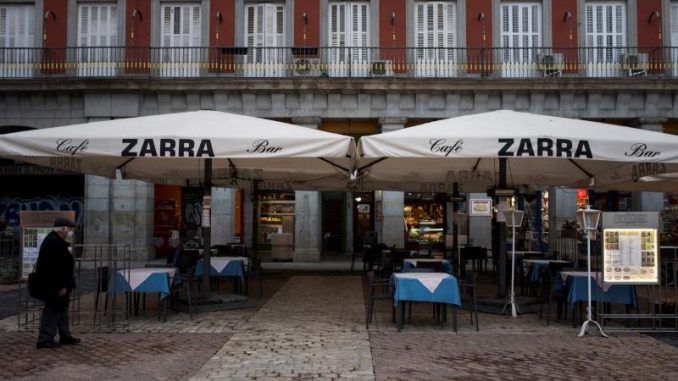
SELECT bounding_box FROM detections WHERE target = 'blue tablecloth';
[195,257,245,281]
[110,268,175,300]
[562,273,636,308]
[402,259,453,274]
[393,273,461,307]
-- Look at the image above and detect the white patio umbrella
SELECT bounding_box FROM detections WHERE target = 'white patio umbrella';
[0,110,356,297]
[356,110,678,193]
[0,110,355,190]
[357,110,678,301]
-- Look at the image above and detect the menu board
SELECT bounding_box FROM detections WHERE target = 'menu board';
[469,199,492,217]
[603,228,658,284]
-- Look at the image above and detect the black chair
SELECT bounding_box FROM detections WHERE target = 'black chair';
[170,249,200,318]
[231,245,248,257]
[365,270,394,328]
[416,261,446,273]
[245,256,264,299]
[211,244,231,256]
[458,270,479,331]
[538,268,567,325]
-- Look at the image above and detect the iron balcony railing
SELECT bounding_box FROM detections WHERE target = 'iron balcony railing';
[1,46,677,79]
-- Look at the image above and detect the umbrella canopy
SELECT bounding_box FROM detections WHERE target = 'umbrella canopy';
[0,111,355,190]
[357,110,678,192]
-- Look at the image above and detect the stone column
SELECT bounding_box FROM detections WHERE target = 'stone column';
[292,117,323,262]
[548,187,578,255]
[84,175,154,262]
[631,120,667,212]
[468,193,492,249]
[83,175,111,247]
[111,179,154,261]
[378,118,407,248]
[211,187,236,245]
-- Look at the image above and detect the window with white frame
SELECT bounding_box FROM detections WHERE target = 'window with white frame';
[77,2,118,77]
[328,2,369,76]
[500,2,541,77]
[585,2,626,76]
[160,3,201,77]
[0,4,35,78]
[414,1,457,77]
[244,3,285,77]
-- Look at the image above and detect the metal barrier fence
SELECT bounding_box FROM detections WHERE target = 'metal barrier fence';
[17,244,131,333]
[1,46,677,79]
[601,247,678,332]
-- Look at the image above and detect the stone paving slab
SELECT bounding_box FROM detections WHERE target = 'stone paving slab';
[368,297,678,381]
[190,276,374,381]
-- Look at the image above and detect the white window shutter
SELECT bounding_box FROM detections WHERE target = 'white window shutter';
[585,2,626,48]
[77,3,117,47]
[161,5,171,47]
[671,4,678,46]
[501,3,541,48]
[446,3,456,48]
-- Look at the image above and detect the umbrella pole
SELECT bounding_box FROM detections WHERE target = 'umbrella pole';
[498,158,508,298]
[201,159,212,298]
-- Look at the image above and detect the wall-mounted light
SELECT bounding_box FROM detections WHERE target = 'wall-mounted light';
[391,11,396,26]
[131,9,143,22]
[302,12,308,25]
[354,196,362,203]
[648,11,662,40]
[216,11,223,23]
[477,12,486,43]
[563,11,572,22]
[43,10,56,21]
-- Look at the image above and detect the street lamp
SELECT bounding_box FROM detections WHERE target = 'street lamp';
[576,205,607,337]
[502,208,524,317]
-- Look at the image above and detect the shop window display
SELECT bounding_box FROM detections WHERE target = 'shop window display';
[404,193,446,252]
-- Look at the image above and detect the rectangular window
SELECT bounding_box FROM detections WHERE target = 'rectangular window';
[244,3,285,77]
[0,4,35,78]
[414,1,457,77]
[585,2,626,77]
[159,3,201,77]
[77,2,118,77]
[500,2,541,77]
[328,2,369,77]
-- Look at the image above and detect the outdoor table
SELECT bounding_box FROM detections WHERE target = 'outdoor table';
[560,271,637,308]
[195,257,247,292]
[392,273,460,332]
[514,251,547,259]
[403,258,453,274]
[110,268,176,321]
[524,259,572,283]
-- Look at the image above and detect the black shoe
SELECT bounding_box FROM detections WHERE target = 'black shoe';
[37,341,61,349]
[60,336,81,345]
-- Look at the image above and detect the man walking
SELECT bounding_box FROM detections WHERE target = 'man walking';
[35,217,81,349]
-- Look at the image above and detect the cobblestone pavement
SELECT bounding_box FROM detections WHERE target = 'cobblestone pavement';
[190,276,374,381]
[0,275,290,380]
[0,272,676,380]
[0,331,230,380]
[368,301,678,380]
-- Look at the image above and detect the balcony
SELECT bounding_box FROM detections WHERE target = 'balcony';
[0,46,676,79]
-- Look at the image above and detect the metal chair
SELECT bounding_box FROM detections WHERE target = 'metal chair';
[245,256,264,299]
[365,270,394,329]
[459,270,479,331]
